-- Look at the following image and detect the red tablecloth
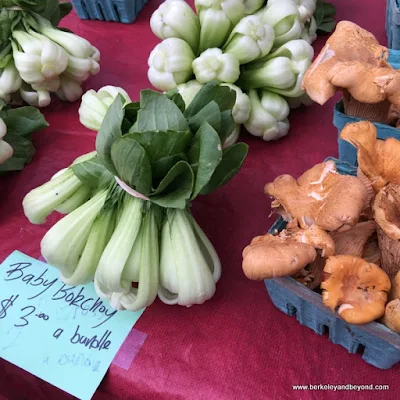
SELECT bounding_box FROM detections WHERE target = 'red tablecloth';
[0,1,398,399]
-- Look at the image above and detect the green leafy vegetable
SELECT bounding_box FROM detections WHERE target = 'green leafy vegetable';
[315,0,337,33]
[0,106,48,136]
[187,122,222,199]
[135,90,189,133]
[96,95,124,176]
[111,136,152,196]
[0,104,47,172]
[184,81,236,118]
[188,101,221,133]
[71,156,113,189]
[127,130,192,165]
[200,143,249,195]
[151,161,194,208]
[22,83,247,313]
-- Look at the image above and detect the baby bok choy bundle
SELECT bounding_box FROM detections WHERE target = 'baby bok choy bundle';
[148,0,337,142]
[0,98,48,171]
[0,0,99,107]
[23,82,248,311]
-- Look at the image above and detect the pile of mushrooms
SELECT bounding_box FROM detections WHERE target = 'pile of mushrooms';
[302,21,400,126]
[243,122,400,331]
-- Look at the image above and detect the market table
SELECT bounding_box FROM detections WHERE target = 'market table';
[0,0,399,399]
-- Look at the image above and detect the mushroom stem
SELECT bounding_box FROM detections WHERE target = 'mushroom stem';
[377,226,400,280]
[343,94,391,124]
[294,254,326,290]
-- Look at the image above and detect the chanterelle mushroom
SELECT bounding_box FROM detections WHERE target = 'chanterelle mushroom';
[391,271,400,300]
[295,221,376,290]
[265,160,368,232]
[321,255,391,324]
[381,260,400,334]
[374,184,400,279]
[340,121,400,193]
[242,224,335,280]
[361,233,381,266]
[382,299,400,333]
[330,220,376,257]
[302,21,396,123]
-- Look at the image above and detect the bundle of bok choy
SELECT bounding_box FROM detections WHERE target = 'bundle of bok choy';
[0,0,99,107]
[148,0,337,142]
[0,98,48,171]
[23,82,248,311]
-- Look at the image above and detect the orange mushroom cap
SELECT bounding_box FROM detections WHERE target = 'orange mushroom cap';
[265,160,368,232]
[340,121,400,193]
[242,225,335,280]
[302,21,389,105]
[326,62,400,106]
[382,299,400,333]
[373,183,400,240]
[321,255,391,324]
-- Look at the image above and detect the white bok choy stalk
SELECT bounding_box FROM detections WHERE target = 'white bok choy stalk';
[258,0,302,48]
[56,74,84,102]
[158,208,221,307]
[220,83,251,124]
[79,86,132,131]
[293,0,317,23]
[243,0,265,15]
[264,39,314,74]
[107,204,162,311]
[30,76,60,93]
[223,124,241,149]
[61,206,116,286]
[259,39,313,98]
[0,60,22,99]
[63,53,100,83]
[148,38,195,91]
[223,15,275,64]
[22,151,96,224]
[192,48,240,84]
[49,168,91,214]
[12,30,69,83]
[238,57,298,90]
[41,188,110,278]
[176,80,204,107]
[244,89,290,141]
[238,39,313,96]
[94,194,144,304]
[19,82,51,107]
[195,0,240,53]
[301,15,317,44]
[0,117,13,164]
[38,16,99,61]
[150,0,200,54]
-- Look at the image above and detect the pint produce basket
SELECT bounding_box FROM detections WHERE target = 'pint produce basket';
[334,48,400,166]
[264,158,400,370]
[386,0,400,49]
[333,100,400,166]
[71,0,147,23]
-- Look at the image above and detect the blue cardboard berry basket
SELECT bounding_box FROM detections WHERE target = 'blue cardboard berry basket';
[333,100,400,166]
[334,49,400,166]
[386,0,400,49]
[264,157,400,370]
[71,0,148,23]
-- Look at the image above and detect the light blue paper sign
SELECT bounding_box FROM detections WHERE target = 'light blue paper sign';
[0,251,144,400]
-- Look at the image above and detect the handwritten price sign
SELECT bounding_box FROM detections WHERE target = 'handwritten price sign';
[0,251,144,400]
